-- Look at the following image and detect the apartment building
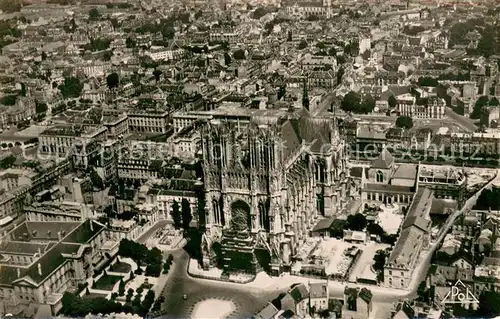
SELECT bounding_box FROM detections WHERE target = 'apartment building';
[384,188,432,289]
[38,125,107,160]
[0,219,106,316]
[168,124,201,159]
[398,96,446,119]
[127,110,169,134]
[282,0,332,18]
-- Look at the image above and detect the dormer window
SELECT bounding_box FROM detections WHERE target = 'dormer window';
[376,170,384,183]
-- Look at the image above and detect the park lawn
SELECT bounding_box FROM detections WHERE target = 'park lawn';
[94,275,123,290]
[109,261,132,273]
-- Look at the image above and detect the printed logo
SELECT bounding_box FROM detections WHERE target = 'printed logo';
[441,280,479,305]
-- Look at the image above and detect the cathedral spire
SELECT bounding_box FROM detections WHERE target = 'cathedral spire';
[302,79,309,111]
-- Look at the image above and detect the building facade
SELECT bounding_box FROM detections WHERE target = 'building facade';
[200,109,349,274]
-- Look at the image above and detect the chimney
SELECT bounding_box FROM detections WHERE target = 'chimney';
[17,268,20,278]
[37,263,42,276]
[90,221,93,231]
[57,231,62,241]
[37,247,41,255]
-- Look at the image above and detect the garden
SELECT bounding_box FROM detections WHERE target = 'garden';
[110,260,132,273]
[93,273,123,290]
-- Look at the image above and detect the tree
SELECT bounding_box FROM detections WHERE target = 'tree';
[477,291,500,317]
[316,41,326,50]
[106,73,119,90]
[0,95,16,106]
[417,281,429,302]
[388,95,397,108]
[490,96,499,106]
[89,8,100,20]
[366,223,384,237]
[361,49,371,60]
[84,38,111,52]
[181,198,192,230]
[162,25,175,39]
[126,37,136,48]
[20,83,26,96]
[252,7,267,19]
[340,91,362,113]
[224,52,232,66]
[471,95,489,119]
[418,76,439,87]
[102,50,113,61]
[373,250,387,272]
[126,288,134,302]
[233,49,246,60]
[298,40,308,50]
[153,69,162,82]
[346,213,367,231]
[278,86,286,100]
[142,290,156,313]
[109,17,120,29]
[118,279,125,296]
[396,116,413,129]
[59,77,83,98]
[172,200,181,229]
[360,94,375,113]
[328,47,336,56]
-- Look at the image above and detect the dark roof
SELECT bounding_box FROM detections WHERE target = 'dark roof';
[280,113,331,158]
[350,166,368,179]
[358,288,372,304]
[371,148,394,169]
[24,242,81,284]
[0,220,106,287]
[0,241,49,255]
[62,220,104,244]
[395,301,415,319]
[289,283,309,303]
[312,218,335,232]
[255,302,279,319]
[10,222,80,241]
[402,188,433,231]
[364,183,413,193]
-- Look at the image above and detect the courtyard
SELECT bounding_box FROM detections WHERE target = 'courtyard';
[376,204,404,235]
[293,237,390,283]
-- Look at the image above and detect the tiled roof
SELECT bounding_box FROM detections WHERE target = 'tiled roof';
[392,164,417,180]
[309,282,328,299]
[23,243,80,285]
[289,283,309,303]
[0,241,50,255]
[62,220,104,244]
[371,148,394,169]
[364,183,413,194]
[10,222,79,241]
[358,288,372,304]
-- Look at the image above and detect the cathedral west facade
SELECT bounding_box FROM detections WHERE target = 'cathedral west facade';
[199,108,350,274]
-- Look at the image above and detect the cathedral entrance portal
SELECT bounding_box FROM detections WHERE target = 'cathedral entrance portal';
[230,200,251,232]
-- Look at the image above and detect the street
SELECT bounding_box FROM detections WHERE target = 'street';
[159,249,284,318]
[445,107,478,132]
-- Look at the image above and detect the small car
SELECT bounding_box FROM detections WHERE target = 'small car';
[183,294,188,300]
